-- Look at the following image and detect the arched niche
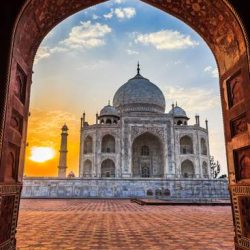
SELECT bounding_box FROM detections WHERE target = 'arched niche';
[180,135,193,154]
[101,135,115,153]
[83,159,92,177]
[202,161,209,178]
[101,159,115,178]
[181,159,195,178]
[84,136,93,154]
[132,132,163,177]
[201,138,207,155]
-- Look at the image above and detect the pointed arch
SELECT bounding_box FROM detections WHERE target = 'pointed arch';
[132,132,164,177]
[201,138,207,155]
[84,136,93,154]
[180,135,193,154]
[181,159,195,178]
[82,159,92,177]
[202,161,209,178]
[101,134,115,153]
[101,159,115,177]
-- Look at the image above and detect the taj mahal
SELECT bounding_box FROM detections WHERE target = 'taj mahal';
[22,64,229,199]
[76,64,211,180]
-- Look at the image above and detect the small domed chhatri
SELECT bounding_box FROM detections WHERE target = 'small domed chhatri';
[169,103,190,126]
[100,101,119,117]
[113,63,166,113]
[169,103,188,118]
[79,63,211,182]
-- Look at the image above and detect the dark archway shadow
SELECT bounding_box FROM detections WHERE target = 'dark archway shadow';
[0,1,250,249]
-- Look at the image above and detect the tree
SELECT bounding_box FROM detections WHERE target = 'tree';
[210,156,221,178]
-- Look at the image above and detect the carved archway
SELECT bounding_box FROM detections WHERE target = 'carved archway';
[132,132,164,177]
[101,159,115,178]
[101,134,115,153]
[0,0,249,249]
[180,135,193,154]
[82,159,92,178]
[181,159,195,178]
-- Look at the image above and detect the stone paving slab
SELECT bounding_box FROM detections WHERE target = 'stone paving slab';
[16,199,234,250]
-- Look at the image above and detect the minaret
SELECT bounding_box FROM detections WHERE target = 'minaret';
[58,124,68,178]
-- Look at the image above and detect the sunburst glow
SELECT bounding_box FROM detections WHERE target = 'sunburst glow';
[29,147,55,163]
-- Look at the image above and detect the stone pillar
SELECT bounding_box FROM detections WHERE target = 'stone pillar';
[96,113,98,124]
[58,124,68,178]
[195,115,200,126]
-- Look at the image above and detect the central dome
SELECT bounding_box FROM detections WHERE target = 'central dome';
[113,65,166,113]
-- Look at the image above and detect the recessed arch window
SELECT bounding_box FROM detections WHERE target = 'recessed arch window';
[201,138,207,155]
[202,161,209,178]
[181,159,195,178]
[101,159,115,177]
[83,159,92,177]
[180,136,193,154]
[84,136,93,154]
[102,134,115,153]
[177,120,183,125]
[106,119,112,124]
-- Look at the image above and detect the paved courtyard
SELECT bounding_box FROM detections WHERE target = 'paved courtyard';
[16,199,234,250]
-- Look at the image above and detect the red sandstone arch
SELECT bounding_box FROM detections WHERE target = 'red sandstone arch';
[0,0,250,249]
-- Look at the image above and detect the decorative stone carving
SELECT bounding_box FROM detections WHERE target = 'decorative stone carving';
[239,196,250,237]
[0,196,15,244]
[144,0,245,73]
[227,71,244,108]
[4,144,20,182]
[0,184,22,248]
[231,186,250,248]
[131,126,165,142]
[10,110,23,134]
[234,147,250,181]
[15,65,27,104]
[231,114,247,137]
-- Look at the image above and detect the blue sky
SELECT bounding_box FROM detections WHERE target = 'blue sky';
[27,0,227,176]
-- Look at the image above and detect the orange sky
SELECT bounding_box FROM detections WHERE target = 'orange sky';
[24,108,88,177]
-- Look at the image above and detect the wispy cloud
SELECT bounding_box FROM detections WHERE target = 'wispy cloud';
[135,30,199,50]
[34,21,112,64]
[92,14,100,20]
[61,21,112,49]
[34,46,67,64]
[104,7,136,20]
[126,49,139,55]
[204,65,219,78]
[114,0,126,3]
[165,86,219,112]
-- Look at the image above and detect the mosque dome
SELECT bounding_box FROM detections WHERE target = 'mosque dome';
[100,103,119,117]
[169,105,188,118]
[113,64,166,113]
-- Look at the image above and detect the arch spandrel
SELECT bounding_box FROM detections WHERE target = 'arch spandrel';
[13,0,248,75]
[131,126,165,144]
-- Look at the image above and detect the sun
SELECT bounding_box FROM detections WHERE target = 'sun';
[29,147,55,163]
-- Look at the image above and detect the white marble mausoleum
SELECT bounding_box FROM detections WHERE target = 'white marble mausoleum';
[79,64,211,180]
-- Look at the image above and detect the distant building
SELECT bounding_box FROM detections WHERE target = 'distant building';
[78,64,211,179]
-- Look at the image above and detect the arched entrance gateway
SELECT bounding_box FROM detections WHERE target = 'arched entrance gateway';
[132,132,164,177]
[0,0,249,249]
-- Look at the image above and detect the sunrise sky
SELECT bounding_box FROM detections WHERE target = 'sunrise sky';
[24,0,227,177]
